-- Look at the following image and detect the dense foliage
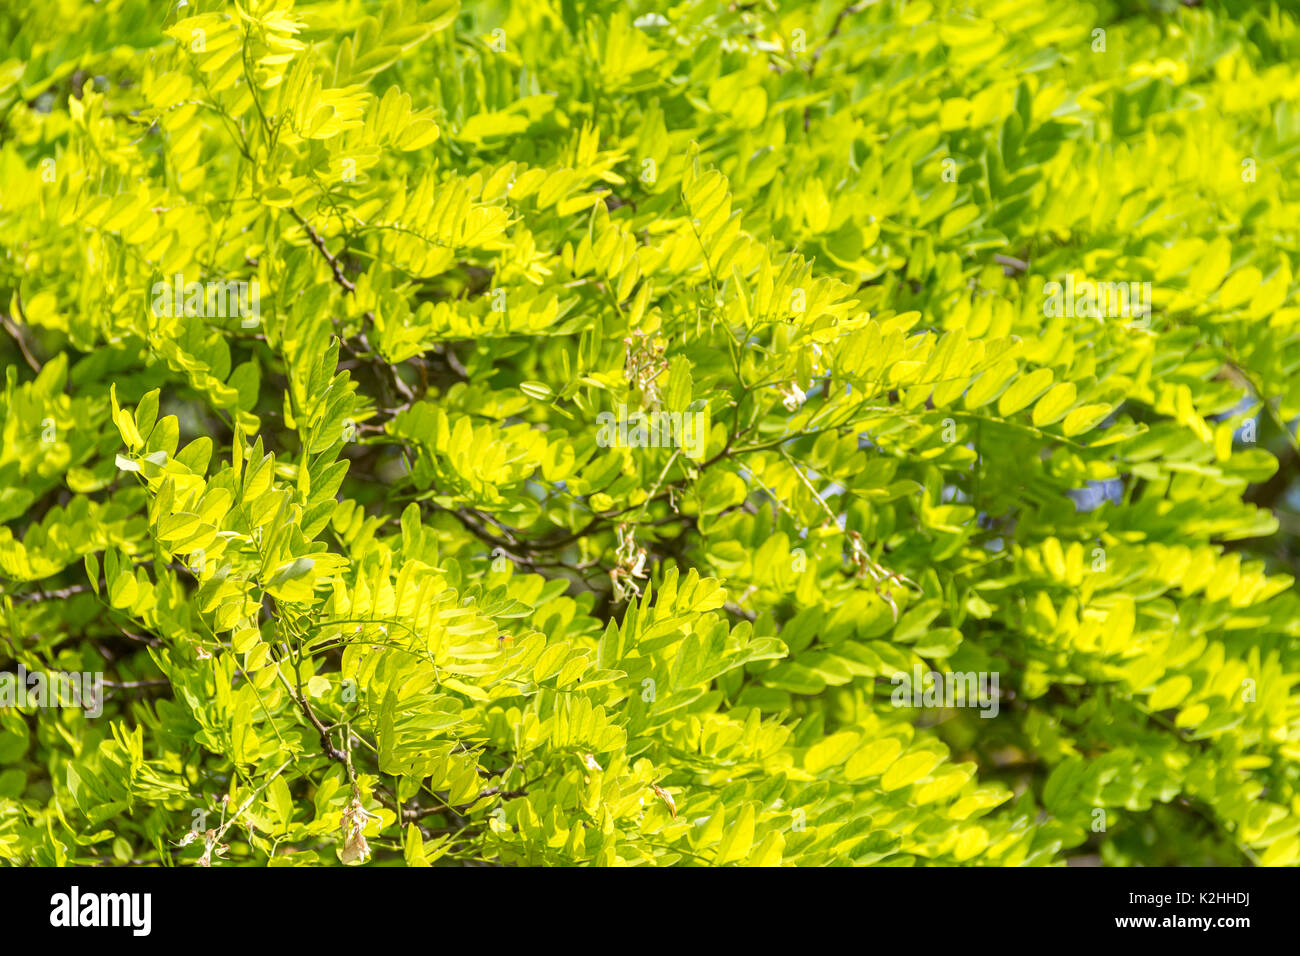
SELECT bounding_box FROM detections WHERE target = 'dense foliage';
[1,0,1299,867]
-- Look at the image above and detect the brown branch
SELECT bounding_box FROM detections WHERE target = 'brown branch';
[809,2,866,76]
[1,314,42,373]
[289,208,355,294]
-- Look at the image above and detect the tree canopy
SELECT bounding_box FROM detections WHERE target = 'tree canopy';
[1,0,1299,867]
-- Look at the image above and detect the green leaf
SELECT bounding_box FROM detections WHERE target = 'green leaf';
[997,367,1054,416]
